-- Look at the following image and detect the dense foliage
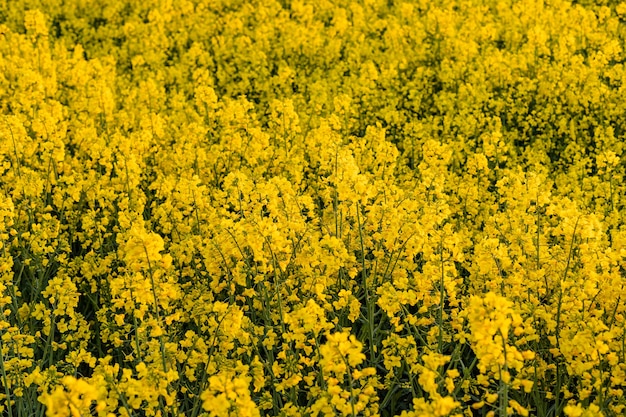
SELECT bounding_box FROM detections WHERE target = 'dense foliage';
[1,0,626,416]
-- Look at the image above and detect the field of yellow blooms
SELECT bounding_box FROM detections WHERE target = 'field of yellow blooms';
[1,0,626,416]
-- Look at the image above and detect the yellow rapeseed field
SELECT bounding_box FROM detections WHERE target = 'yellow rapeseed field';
[1,0,626,416]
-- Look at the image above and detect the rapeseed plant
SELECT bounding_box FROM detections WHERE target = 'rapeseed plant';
[1,0,626,416]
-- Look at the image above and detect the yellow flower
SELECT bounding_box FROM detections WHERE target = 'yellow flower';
[40,376,107,417]
[201,370,260,417]
[121,224,165,271]
[24,9,48,37]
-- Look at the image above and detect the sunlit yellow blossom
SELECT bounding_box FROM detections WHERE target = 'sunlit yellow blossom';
[201,371,260,417]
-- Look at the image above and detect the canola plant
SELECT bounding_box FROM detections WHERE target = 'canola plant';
[1,0,626,416]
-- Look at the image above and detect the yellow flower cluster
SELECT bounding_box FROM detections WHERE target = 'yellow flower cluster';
[1,0,626,416]
[201,366,260,417]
